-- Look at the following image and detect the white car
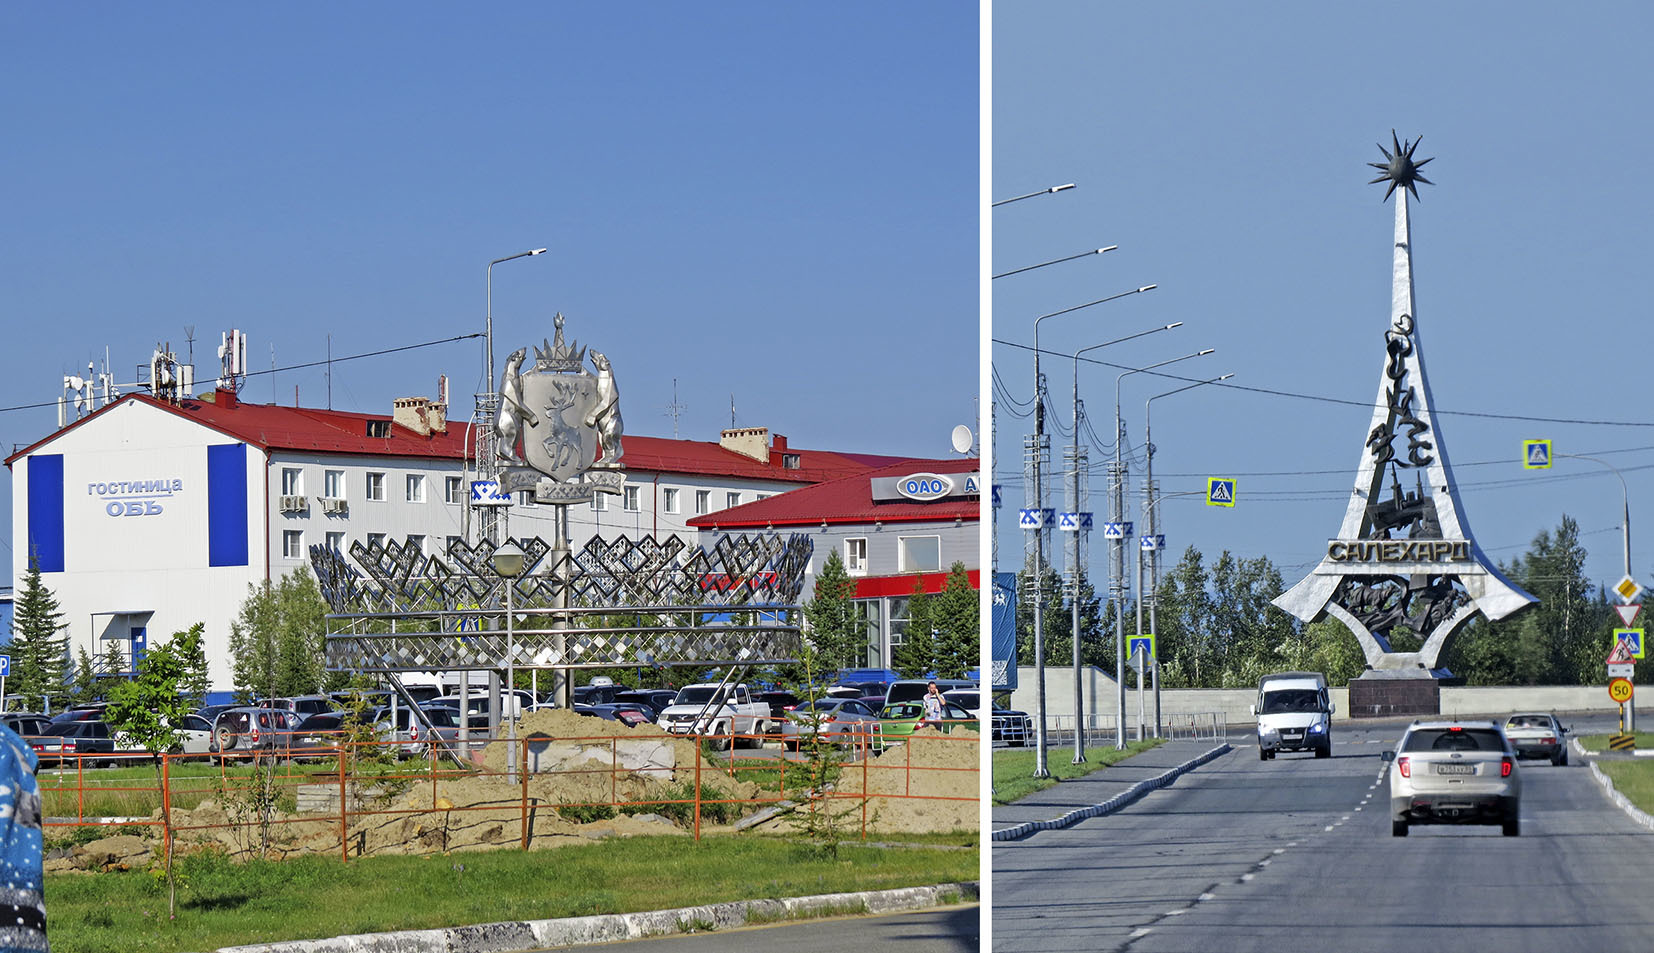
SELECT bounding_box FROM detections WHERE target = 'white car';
[169,713,215,758]
[1502,712,1569,766]
[1383,720,1521,837]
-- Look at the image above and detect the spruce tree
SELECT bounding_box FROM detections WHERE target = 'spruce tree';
[804,550,862,675]
[894,582,938,678]
[9,556,68,710]
[931,562,979,679]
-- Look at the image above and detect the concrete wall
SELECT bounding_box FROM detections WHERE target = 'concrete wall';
[1010,665,1619,725]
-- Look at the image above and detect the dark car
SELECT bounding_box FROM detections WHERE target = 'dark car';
[34,721,143,767]
[48,704,108,725]
[1,714,53,739]
[613,689,678,719]
[754,690,801,720]
[573,704,653,727]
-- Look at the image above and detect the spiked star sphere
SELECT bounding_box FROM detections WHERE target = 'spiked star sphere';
[1368,130,1434,201]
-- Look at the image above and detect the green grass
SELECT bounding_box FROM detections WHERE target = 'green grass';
[1599,761,1654,814]
[45,835,979,953]
[1576,732,1654,753]
[991,739,1163,805]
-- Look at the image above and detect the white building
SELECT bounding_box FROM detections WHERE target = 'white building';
[688,457,981,670]
[7,387,905,698]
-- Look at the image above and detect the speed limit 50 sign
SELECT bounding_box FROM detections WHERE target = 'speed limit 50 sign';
[1609,677,1635,704]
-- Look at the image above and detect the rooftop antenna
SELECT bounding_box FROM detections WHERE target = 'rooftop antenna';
[730,394,737,429]
[950,424,975,455]
[326,334,332,410]
[664,378,687,439]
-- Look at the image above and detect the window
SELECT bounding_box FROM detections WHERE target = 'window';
[280,468,302,495]
[407,535,426,555]
[593,492,607,512]
[366,472,385,501]
[663,488,680,514]
[445,476,464,504]
[282,530,304,559]
[406,474,425,502]
[367,532,386,548]
[325,531,345,552]
[445,535,462,555]
[756,493,770,501]
[845,537,869,575]
[623,486,640,512]
[695,490,711,515]
[898,535,942,573]
[323,469,344,499]
[726,491,741,509]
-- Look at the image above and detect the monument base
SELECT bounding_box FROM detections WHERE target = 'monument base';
[1347,670,1440,719]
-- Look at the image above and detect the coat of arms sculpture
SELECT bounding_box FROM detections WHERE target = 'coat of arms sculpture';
[495,313,624,503]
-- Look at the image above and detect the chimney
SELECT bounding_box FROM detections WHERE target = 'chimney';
[393,396,432,436]
[719,427,770,463]
[214,387,238,410]
[427,400,447,433]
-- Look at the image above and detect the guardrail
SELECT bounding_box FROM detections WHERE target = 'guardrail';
[1039,711,1228,745]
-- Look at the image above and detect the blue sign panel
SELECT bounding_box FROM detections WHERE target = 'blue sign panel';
[992,573,1018,692]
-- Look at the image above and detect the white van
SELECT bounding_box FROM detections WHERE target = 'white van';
[1251,671,1333,760]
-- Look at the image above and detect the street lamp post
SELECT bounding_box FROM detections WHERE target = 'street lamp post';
[995,246,1118,280]
[491,540,526,783]
[993,183,1077,207]
[1113,350,1213,748]
[1068,324,1182,762]
[1559,453,1636,730]
[479,248,547,546]
[1026,283,1157,778]
[1142,374,1233,737]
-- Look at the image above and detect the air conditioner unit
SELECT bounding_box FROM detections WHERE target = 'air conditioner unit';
[321,498,348,515]
[278,495,308,513]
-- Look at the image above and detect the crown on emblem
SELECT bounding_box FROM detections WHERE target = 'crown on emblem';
[533,313,586,372]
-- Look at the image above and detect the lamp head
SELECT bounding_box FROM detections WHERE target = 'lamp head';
[491,540,526,578]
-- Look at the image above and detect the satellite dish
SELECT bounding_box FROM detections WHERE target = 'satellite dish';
[950,424,974,455]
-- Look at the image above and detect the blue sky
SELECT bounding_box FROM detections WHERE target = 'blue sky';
[993,2,1654,596]
[0,4,978,570]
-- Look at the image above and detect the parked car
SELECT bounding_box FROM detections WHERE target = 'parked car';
[48,704,108,725]
[33,720,145,767]
[293,711,350,757]
[169,713,215,758]
[0,714,53,739]
[573,676,621,706]
[656,683,771,751]
[371,705,464,757]
[884,679,976,707]
[1384,720,1521,837]
[209,707,305,760]
[613,689,678,719]
[986,699,1031,747]
[754,690,801,720]
[879,700,978,742]
[1503,712,1569,766]
[781,698,884,751]
[259,695,338,718]
[573,704,654,728]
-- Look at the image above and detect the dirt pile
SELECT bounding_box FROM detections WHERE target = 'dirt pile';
[836,727,979,834]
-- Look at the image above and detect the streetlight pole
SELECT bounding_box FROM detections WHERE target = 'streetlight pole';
[993,183,1077,207]
[1026,284,1157,778]
[491,540,526,783]
[1143,374,1233,738]
[1068,324,1183,763]
[1559,452,1635,730]
[480,248,547,546]
[1113,350,1213,748]
[995,246,1118,280]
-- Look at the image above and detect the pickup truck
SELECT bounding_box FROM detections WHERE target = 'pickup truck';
[654,683,770,750]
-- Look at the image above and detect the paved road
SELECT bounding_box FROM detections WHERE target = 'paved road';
[994,717,1648,952]
[532,905,979,952]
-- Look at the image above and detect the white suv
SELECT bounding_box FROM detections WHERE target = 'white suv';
[1383,720,1521,837]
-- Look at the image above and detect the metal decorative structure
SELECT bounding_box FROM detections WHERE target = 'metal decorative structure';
[312,533,812,672]
[1274,134,1536,673]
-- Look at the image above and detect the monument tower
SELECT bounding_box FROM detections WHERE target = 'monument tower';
[1273,134,1536,716]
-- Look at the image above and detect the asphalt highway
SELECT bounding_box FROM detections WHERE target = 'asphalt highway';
[993,716,1649,952]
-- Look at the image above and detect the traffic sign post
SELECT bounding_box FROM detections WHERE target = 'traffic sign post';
[1522,439,1552,469]
[1610,677,1634,704]
[0,654,9,712]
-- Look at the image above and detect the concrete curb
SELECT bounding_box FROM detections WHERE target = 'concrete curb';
[211,881,979,953]
[991,743,1231,842]
[1582,738,1654,832]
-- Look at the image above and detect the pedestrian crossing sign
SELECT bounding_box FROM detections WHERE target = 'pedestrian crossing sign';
[1522,439,1552,469]
[1207,478,1236,508]
[1616,628,1646,660]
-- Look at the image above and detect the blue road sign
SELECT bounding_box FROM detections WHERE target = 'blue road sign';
[1128,634,1156,662]
[1207,478,1236,507]
[1523,440,1552,469]
[1616,627,1646,660]
[0,655,9,678]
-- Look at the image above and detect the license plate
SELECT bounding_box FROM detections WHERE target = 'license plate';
[1436,763,1475,775]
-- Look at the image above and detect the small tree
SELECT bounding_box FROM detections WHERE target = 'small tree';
[66,647,99,706]
[893,581,938,679]
[104,629,197,919]
[930,562,979,679]
[804,551,862,675]
[228,569,328,700]
[9,555,68,710]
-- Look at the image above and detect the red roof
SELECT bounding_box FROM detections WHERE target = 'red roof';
[7,392,902,484]
[685,457,981,529]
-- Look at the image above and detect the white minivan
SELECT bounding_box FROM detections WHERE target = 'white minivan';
[1251,671,1333,760]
